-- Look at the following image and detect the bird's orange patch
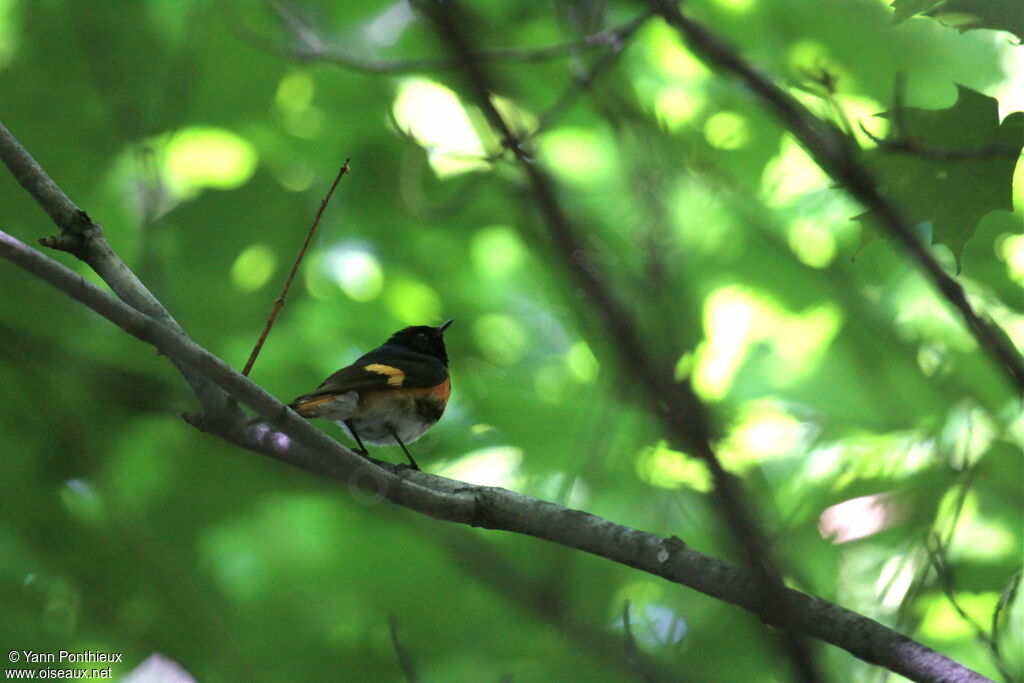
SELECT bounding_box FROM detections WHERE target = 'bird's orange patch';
[364,363,406,386]
[429,377,451,401]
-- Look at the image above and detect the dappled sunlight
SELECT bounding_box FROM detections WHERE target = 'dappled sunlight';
[385,278,443,325]
[433,446,523,488]
[538,128,616,184]
[639,21,710,82]
[787,217,837,268]
[566,341,599,382]
[918,591,1001,641]
[718,402,814,470]
[890,273,976,350]
[0,0,18,69]
[231,243,276,292]
[473,313,528,365]
[999,233,1024,281]
[761,135,831,207]
[653,84,702,130]
[703,111,750,150]
[162,126,258,199]
[392,78,488,177]
[326,245,383,302]
[636,441,712,492]
[470,225,526,279]
[936,489,1016,560]
[694,286,842,399]
[877,554,919,611]
[275,71,315,113]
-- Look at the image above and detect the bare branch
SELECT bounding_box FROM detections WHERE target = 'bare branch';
[0,121,230,415]
[388,616,422,683]
[0,227,994,683]
[649,0,1024,392]
[242,161,349,377]
[411,2,822,681]
[858,121,1022,161]
[220,0,654,75]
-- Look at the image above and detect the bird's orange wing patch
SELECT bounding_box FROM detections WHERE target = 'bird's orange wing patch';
[364,363,406,386]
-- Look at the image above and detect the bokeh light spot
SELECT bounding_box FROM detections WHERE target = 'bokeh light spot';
[636,442,712,492]
[473,314,528,365]
[231,244,277,292]
[163,126,258,199]
[393,78,488,177]
[703,111,749,150]
[326,248,383,302]
[471,225,525,278]
[385,279,442,325]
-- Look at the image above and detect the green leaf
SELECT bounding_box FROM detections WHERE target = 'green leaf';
[858,86,1023,269]
[891,0,1024,40]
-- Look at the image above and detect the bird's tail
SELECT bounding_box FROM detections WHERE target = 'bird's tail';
[288,393,336,417]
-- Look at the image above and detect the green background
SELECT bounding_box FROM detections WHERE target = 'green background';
[0,0,1021,680]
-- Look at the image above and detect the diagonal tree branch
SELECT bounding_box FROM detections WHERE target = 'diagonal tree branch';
[649,0,1024,393]
[0,225,992,682]
[0,121,231,415]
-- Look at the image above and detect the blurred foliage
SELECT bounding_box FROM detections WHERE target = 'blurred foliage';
[0,0,1021,681]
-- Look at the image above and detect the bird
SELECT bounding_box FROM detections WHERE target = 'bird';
[288,320,453,470]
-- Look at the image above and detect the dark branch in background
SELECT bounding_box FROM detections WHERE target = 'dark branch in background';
[242,161,349,377]
[412,2,822,682]
[388,615,422,683]
[649,0,1024,393]
[622,601,658,683]
[535,11,654,135]
[217,0,651,75]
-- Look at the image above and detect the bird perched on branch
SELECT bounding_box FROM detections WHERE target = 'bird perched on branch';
[289,320,453,470]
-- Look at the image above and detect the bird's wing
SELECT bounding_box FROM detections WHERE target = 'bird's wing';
[293,352,447,403]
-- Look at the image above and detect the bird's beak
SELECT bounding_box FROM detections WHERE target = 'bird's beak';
[438,318,453,333]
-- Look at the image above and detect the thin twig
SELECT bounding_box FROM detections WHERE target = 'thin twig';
[926,534,1017,682]
[992,569,1022,662]
[622,601,658,683]
[241,161,349,377]
[219,0,652,75]
[388,615,422,683]
[858,121,1022,160]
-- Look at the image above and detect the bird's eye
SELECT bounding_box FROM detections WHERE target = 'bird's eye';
[417,332,428,340]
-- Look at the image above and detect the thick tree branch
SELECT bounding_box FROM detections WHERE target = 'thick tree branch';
[0,227,991,683]
[649,0,1024,393]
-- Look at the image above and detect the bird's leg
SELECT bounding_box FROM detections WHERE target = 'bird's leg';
[344,420,370,457]
[387,426,420,471]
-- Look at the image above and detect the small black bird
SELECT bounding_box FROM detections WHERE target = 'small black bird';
[289,320,452,470]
